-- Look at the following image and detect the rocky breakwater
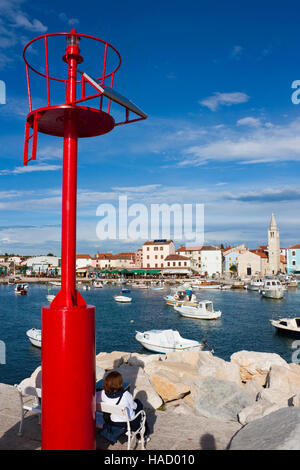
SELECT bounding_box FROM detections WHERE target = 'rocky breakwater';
[95,349,300,449]
[18,349,300,450]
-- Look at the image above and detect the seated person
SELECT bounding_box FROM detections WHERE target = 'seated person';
[96,371,150,444]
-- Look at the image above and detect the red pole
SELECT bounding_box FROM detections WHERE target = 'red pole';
[41,31,96,450]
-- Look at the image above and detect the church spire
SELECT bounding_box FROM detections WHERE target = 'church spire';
[269,213,277,230]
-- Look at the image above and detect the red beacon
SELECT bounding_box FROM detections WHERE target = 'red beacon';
[22,29,147,450]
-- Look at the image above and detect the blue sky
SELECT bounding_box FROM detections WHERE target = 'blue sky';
[1,0,300,255]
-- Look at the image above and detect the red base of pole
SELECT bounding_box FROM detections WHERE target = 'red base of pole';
[41,303,96,450]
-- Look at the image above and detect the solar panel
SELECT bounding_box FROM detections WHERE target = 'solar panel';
[77,70,147,119]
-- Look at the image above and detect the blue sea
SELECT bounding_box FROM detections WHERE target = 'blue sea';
[1,283,300,385]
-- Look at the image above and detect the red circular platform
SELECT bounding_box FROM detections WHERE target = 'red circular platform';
[27,105,115,138]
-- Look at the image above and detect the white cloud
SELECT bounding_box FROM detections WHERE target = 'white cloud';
[236,117,261,127]
[181,118,300,165]
[200,92,250,111]
[230,45,243,60]
[0,164,61,176]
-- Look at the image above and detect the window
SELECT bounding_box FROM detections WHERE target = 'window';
[147,263,150,268]
[292,251,296,256]
[155,255,158,259]
[167,262,170,266]
[178,262,181,266]
[161,255,164,259]
[147,255,149,259]
[161,263,163,267]
[155,263,158,268]
[160,247,163,251]
[173,262,176,266]
[147,247,149,251]
[184,262,187,266]
[154,247,158,251]
[292,260,296,266]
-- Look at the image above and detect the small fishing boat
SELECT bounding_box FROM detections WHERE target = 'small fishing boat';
[49,281,61,286]
[164,288,195,306]
[26,328,41,348]
[114,295,132,303]
[121,288,130,294]
[247,278,265,291]
[46,294,55,303]
[270,318,300,337]
[134,284,148,289]
[94,281,103,288]
[219,285,231,290]
[260,280,284,299]
[82,285,91,290]
[174,300,221,320]
[14,284,27,295]
[135,329,204,353]
[191,281,219,289]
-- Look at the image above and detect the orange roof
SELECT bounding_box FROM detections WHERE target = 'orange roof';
[76,254,92,259]
[165,254,190,261]
[288,244,300,249]
[250,250,268,258]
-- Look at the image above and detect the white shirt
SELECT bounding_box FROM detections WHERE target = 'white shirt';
[96,390,137,423]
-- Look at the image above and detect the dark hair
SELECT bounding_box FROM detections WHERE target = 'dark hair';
[103,371,123,394]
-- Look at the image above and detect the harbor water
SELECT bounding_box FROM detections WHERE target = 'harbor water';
[1,283,300,385]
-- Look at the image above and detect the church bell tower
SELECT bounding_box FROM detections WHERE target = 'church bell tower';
[268,214,280,274]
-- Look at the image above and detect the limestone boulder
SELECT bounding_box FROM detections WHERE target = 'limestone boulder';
[165,350,203,368]
[238,399,282,425]
[229,407,300,450]
[128,353,164,368]
[196,351,241,386]
[230,350,287,386]
[115,364,163,411]
[266,364,300,397]
[144,360,199,402]
[192,377,254,422]
[95,351,131,370]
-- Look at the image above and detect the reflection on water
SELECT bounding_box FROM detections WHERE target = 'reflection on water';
[1,283,300,384]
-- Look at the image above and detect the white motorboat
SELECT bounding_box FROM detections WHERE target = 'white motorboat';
[174,300,222,320]
[14,284,28,295]
[247,278,265,291]
[26,328,41,348]
[114,295,132,303]
[219,285,231,290]
[270,318,300,337]
[164,288,196,306]
[82,285,91,290]
[134,284,148,289]
[46,294,55,303]
[94,281,103,288]
[260,280,284,299]
[135,329,204,353]
[49,281,61,286]
[192,281,219,289]
[150,286,164,291]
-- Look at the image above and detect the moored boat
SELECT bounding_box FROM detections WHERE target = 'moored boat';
[247,278,265,291]
[135,329,204,353]
[14,284,27,295]
[46,294,55,303]
[114,295,132,303]
[270,318,300,337]
[174,300,221,320]
[26,328,41,348]
[94,281,103,288]
[260,279,284,299]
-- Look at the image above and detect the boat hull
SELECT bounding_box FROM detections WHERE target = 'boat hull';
[136,339,202,354]
[26,329,41,348]
[174,305,222,320]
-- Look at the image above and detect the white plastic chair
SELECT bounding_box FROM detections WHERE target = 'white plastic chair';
[96,403,146,450]
[14,384,41,436]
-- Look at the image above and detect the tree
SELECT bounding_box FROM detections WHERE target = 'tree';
[229,264,238,274]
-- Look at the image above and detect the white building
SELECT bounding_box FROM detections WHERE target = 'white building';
[142,240,175,269]
[238,250,268,278]
[176,246,202,272]
[22,255,61,274]
[199,246,222,277]
[76,254,93,269]
[163,254,192,276]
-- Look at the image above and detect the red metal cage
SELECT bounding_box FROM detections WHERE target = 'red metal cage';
[23,31,146,165]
